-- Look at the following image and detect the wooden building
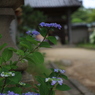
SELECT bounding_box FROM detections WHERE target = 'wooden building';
[24,0,82,44]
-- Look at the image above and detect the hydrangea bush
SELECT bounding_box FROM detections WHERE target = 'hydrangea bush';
[0,22,70,95]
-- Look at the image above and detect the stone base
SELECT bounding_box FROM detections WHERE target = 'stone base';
[21,71,34,82]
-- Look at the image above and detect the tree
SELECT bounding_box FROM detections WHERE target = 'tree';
[87,9,95,23]
[71,7,95,23]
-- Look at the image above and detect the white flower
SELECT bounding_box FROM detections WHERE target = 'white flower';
[11,73,15,76]
[45,78,50,82]
[19,82,26,86]
[0,72,15,77]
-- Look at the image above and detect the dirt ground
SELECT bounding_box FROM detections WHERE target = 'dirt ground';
[40,44,95,93]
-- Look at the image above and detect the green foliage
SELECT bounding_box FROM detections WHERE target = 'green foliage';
[87,9,95,22]
[2,48,13,62]
[72,18,83,23]
[0,43,7,51]
[71,7,95,23]
[0,5,70,95]
[39,42,51,48]
[47,36,57,44]
[56,84,71,91]
[32,52,44,64]
[0,34,2,39]
[39,27,48,37]
[34,69,71,95]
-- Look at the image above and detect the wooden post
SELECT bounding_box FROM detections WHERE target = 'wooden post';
[67,9,72,44]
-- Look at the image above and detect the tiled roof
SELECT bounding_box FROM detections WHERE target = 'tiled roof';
[24,0,82,8]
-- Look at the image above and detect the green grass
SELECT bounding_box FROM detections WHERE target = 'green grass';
[77,43,95,49]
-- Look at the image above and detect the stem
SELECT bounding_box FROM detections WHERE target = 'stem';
[31,31,48,52]
[48,88,53,95]
[48,73,61,95]
[16,30,49,63]
[1,77,7,93]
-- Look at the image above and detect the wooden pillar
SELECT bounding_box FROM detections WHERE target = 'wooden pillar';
[59,26,66,44]
[67,9,72,44]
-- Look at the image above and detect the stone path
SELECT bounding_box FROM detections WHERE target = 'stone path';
[40,45,95,93]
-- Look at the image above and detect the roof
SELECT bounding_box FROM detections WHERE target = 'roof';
[24,0,82,8]
[72,23,88,28]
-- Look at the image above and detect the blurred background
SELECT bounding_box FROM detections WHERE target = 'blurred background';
[13,0,95,47]
[1,0,95,94]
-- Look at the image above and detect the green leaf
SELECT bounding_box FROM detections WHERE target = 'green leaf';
[8,72,22,84]
[39,42,51,48]
[8,47,17,52]
[59,74,68,80]
[0,57,4,65]
[47,36,57,44]
[2,48,13,61]
[26,36,39,45]
[49,91,55,95]
[25,56,34,63]
[32,52,44,64]
[12,61,18,65]
[10,61,18,69]
[49,72,58,77]
[0,34,2,39]
[39,27,48,37]
[36,76,49,95]
[39,84,49,95]
[56,84,71,91]
[5,87,22,94]
[1,65,11,71]
[36,76,45,84]
[0,43,7,51]
[0,78,4,86]
[16,49,24,56]
[20,41,32,50]
[23,83,31,87]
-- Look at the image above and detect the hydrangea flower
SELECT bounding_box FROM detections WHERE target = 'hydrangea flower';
[19,82,26,86]
[54,69,65,74]
[45,77,63,86]
[22,92,40,95]
[45,78,51,82]
[26,30,40,36]
[0,72,15,77]
[39,22,62,29]
[57,78,63,85]
[0,91,40,95]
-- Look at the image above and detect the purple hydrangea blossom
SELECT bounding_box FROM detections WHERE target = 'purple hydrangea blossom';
[45,77,63,86]
[57,78,63,85]
[59,69,65,74]
[39,22,62,29]
[51,80,57,85]
[54,69,65,74]
[54,69,59,73]
[0,91,40,95]
[22,92,40,95]
[26,30,40,36]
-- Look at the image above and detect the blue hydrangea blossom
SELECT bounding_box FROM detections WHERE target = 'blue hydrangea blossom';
[45,77,63,86]
[39,22,62,29]
[54,69,65,74]
[0,91,40,95]
[26,30,40,36]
